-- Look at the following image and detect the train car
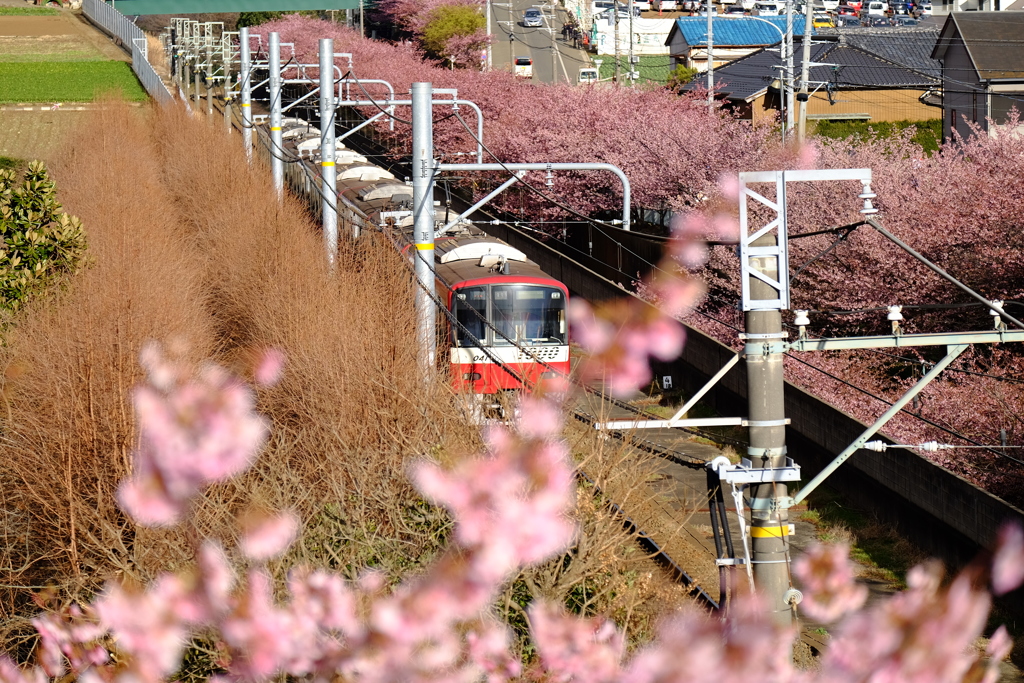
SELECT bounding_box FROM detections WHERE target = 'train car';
[265,119,571,402]
[436,226,570,395]
[392,222,571,398]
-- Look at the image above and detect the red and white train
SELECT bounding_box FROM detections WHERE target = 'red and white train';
[433,227,570,395]
[265,119,570,399]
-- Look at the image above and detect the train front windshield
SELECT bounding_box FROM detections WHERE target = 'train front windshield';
[454,285,566,346]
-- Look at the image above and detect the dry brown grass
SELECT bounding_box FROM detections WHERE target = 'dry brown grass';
[0,102,218,653]
[0,100,696,665]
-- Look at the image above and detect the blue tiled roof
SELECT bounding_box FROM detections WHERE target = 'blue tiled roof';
[668,16,814,47]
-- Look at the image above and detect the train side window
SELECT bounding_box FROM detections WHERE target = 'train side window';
[453,287,488,346]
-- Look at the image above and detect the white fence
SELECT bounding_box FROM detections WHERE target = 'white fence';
[82,0,174,104]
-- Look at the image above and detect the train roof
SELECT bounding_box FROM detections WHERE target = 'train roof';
[417,225,563,290]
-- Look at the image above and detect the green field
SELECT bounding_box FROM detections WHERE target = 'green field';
[596,55,673,85]
[0,61,147,102]
[0,6,60,15]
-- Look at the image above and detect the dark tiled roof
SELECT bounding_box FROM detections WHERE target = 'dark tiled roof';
[667,16,814,48]
[834,28,941,79]
[685,38,938,101]
[933,12,1024,80]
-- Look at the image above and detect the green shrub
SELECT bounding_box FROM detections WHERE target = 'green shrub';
[667,64,699,90]
[0,161,87,314]
[421,5,486,63]
[812,118,943,154]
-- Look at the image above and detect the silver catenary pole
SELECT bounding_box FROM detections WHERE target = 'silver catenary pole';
[269,31,284,201]
[411,82,437,377]
[319,38,338,268]
[239,26,253,164]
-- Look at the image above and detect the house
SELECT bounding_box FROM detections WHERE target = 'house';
[683,29,941,125]
[593,16,676,56]
[664,16,814,73]
[931,12,1024,140]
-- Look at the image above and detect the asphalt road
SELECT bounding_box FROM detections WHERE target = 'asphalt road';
[489,0,592,84]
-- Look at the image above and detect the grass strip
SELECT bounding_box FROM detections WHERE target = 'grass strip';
[0,61,147,103]
[0,36,107,63]
[0,7,60,14]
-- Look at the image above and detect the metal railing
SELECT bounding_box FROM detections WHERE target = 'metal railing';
[82,0,174,104]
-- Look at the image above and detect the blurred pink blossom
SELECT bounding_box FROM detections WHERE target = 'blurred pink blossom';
[792,542,867,623]
[254,348,285,387]
[240,511,300,561]
[117,343,270,526]
[530,602,624,683]
[991,523,1024,596]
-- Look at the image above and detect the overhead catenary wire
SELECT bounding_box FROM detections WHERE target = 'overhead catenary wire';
[271,77,1024,473]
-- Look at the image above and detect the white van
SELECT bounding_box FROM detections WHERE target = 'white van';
[820,0,839,8]
[578,67,599,84]
[754,1,783,13]
[514,56,533,78]
[864,1,888,14]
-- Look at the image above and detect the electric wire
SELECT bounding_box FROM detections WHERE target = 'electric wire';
[272,83,1024,472]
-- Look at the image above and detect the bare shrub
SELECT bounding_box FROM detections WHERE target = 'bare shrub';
[0,102,696,664]
[0,102,218,653]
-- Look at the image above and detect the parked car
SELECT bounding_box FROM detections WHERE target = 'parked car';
[863,0,888,15]
[813,11,835,25]
[836,3,859,14]
[753,0,784,14]
[634,0,653,9]
[893,14,920,23]
[514,56,533,77]
[578,67,599,84]
[523,7,543,26]
[725,4,748,12]
[652,0,679,9]
[863,15,891,24]
[917,1,933,12]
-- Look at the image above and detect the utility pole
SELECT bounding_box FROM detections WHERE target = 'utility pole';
[745,230,794,629]
[319,38,338,268]
[796,4,813,141]
[269,31,284,201]
[628,0,634,85]
[240,26,253,164]
[613,1,621,82]
[359,0,364,36]
[486,0,493,71]
[706,0,714,109]
[411,82,437,377]
[784,0,794,133]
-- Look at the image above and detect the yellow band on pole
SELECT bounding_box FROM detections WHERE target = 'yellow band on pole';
[241,103,251,107]
[270,126,282,131]
[415,243,434,251]
[321,161,335,167]
[750,525,791,538]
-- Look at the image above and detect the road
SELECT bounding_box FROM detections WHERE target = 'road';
[488,0,592,84]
